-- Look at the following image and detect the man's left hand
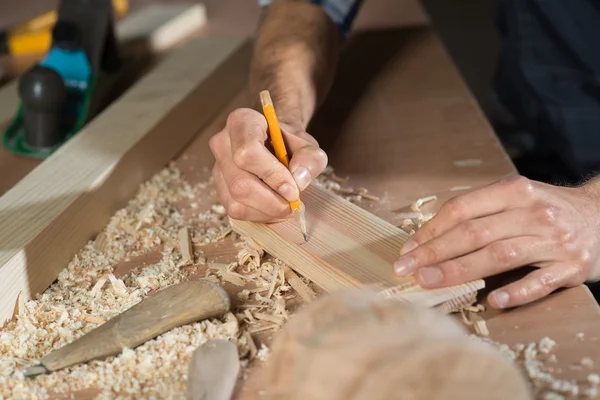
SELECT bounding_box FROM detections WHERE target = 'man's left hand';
[393,176,600,309]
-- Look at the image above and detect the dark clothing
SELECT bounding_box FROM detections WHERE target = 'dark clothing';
[494,0,600,182]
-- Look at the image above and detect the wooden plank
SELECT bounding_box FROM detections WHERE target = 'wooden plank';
[230,184,484,308]
[0,36,252,324]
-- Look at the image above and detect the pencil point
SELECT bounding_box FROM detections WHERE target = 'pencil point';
[303,232,308,242]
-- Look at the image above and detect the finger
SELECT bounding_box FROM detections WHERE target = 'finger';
[487,263,583,309]
[394,208,543,275]
[400,176,539,255]
[227,109,300,202]
[288,144,328,191]
[213,164,283,222]
[219,158,293,220]
[413,236,556,288]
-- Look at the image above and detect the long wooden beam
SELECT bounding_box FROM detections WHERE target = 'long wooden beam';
[231,184,484,309]
[0,36,252,324]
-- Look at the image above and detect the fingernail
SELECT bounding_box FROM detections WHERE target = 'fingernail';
[417,267,443,286]
[400,240,418,256]
[292,167,311,191]
[278,183,298,202]
[490,290,510,308]
[393,257,415,276]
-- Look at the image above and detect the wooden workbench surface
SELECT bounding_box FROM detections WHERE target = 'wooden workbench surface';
[1,0,599,397]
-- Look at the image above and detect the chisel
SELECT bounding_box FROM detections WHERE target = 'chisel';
[23,279,231,377]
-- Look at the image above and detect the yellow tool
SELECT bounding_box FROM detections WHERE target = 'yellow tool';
[0,0,128,56]
[260,90,308,242]
[22,279,230,377]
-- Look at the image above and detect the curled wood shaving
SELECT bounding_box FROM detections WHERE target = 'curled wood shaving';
[10,291,24,322]
[253,312,284,326]
[107,274,128,297]
[410,195,437,212]
[243,331,258,360]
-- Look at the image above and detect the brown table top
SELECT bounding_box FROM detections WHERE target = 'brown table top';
[1,0,598,397]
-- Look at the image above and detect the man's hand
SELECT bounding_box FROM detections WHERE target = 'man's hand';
[393,176,600,309]
[209,107,328,222]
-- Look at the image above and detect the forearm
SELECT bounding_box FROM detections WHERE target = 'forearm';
[250,0,342,132]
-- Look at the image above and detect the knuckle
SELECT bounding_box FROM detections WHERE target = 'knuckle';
[537,270,560,295]
[225,200,246,220]
[233,144,258,168]
[226,108,250,127]
[208,132,223,155]
[418,244,441,265]
[443,197,468,222]
[460,221,490,246]
[444,259,469,282]
[489,241,518,265]
[228,176,251,200]
[510,175,537,199]
[535,203,558,225]
[568,265,588,286]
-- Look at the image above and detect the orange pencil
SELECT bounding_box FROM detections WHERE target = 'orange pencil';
[259,90,308,242]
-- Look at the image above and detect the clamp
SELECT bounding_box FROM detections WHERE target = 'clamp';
[2,0,122,158]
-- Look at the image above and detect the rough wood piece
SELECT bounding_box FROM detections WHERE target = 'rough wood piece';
[188,339,240,400]
[179,227,194,265]
[230,184,484,309]
[260,290,532,400]
[0,36,252,324]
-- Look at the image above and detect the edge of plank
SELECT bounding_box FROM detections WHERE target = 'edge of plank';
[0,36,252,324]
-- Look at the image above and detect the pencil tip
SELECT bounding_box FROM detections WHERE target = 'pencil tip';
[303,232,308,242]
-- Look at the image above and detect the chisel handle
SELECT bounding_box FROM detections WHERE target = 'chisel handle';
[41,279,230,372]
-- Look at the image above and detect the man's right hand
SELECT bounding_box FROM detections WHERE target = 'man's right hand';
[209,107,328,222]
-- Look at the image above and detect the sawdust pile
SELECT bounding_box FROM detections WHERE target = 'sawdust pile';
[0,164,302,398]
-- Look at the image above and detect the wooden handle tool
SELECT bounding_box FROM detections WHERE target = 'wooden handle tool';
[187,339,240,400]
[23,279,231,377]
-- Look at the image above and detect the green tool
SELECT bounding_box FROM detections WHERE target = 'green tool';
[2,0,122,159]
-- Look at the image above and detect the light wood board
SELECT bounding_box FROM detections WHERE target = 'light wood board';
[231,184,484,309]
[0,36,252,324]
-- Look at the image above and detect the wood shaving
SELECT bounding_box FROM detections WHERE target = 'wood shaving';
[470,335,599,399]
[178,226,194,266]
[0,164,288,398]
[314,166,380,204]
[10,291,24,322]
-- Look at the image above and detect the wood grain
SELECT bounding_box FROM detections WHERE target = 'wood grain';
[0,36,252,324]
[231,184,484,309]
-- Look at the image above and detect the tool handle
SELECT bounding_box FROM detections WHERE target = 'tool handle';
[41,280,230,372]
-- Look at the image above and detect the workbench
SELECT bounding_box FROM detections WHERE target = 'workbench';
[1,0,599,398]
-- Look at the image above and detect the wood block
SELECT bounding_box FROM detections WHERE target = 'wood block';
[116,3,207,54]
[230,184,484,309]
[0,36,252,324]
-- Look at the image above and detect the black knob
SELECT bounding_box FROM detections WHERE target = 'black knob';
[19,65,68,149]
[52,20,82,51]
